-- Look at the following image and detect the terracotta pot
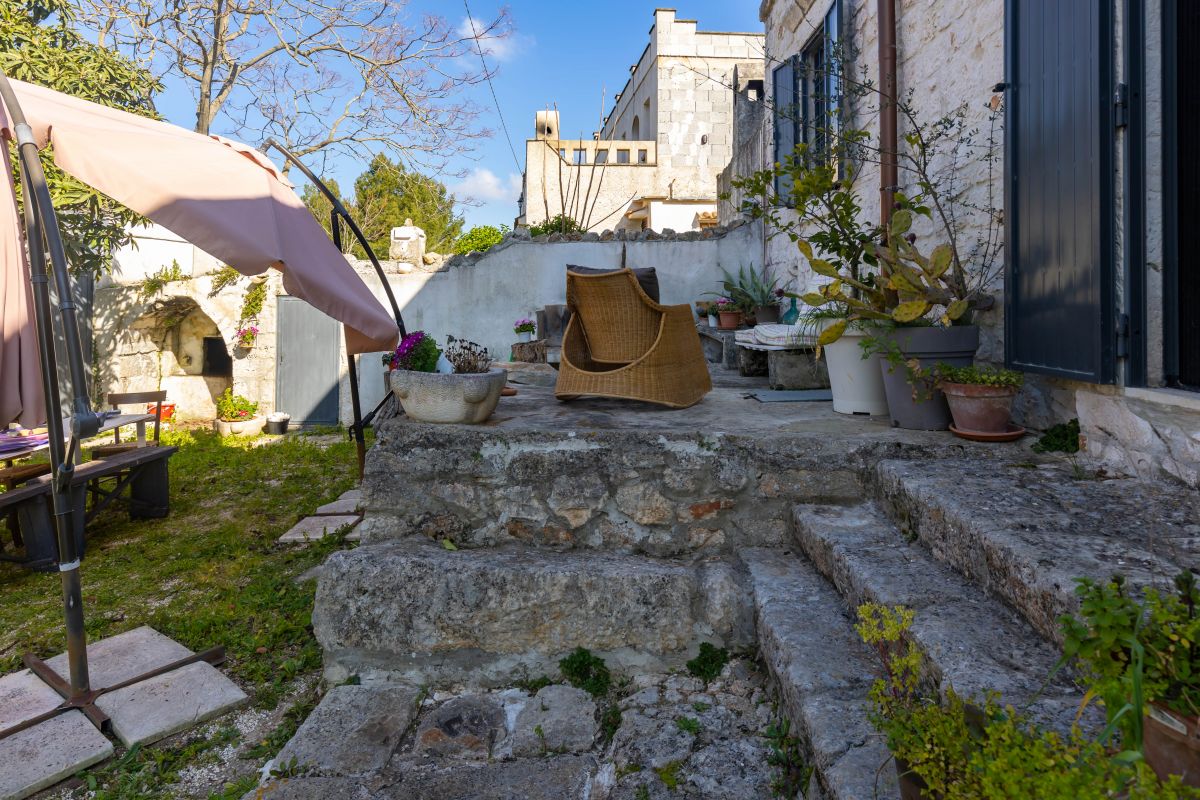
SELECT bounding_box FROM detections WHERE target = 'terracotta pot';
[941,382,1017,434]
[1145,703,1200,787]
[717,310,743,330]
[754,304,781,324]
[894,757,931,800]
[151,403,176,422]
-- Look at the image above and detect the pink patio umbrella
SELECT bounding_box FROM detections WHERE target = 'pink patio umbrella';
[0,77,400,366]
[0,143,43,428]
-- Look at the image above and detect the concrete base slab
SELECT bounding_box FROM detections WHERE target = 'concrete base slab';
[0,710,112,800]
[45,626,190,688]
[96,660,248,747]
[0,670,64,729]
[45,626,248,748]
[279,515,361,543]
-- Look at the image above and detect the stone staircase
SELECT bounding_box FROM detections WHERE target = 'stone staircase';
[309,389,1200,800]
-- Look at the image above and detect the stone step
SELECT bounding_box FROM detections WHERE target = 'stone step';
[872,458,1200,644]
[312,540,754,687]
[739,548,899,800]
[792,503,1087,733]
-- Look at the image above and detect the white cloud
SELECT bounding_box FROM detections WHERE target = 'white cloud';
[458,15,525,62]
[453,167,522,204]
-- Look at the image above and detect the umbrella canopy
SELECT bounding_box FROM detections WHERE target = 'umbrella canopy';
[0,142,44,427]
[0,78,399,371]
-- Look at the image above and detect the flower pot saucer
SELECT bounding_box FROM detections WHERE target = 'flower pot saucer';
[501,387,518,397]
[949,423,1026,443]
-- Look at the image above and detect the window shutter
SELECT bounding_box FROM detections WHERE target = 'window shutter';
[772,56,798,204]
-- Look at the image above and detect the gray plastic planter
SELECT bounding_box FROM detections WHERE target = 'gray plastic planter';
[878,326,979,430]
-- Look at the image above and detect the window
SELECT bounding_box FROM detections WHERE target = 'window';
[572,149,587,164]
[559,148,566,159]
[617,149,631,164]
[595,149,609,164]
[773,1,841,204]
[637,149,648,164]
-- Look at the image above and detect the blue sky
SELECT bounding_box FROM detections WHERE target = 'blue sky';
[152,2,762,232]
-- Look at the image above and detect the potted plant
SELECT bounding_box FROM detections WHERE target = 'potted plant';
[695,301,717,327]
[213,388,261,435]
[1062,572,1200,787]
[235,325,259,349]
[514,318,537,343]
[390,333,507,424]
[933,363,1024,439]
[715,297,742,330]
[720,266,780,325]
[265,412,291,435]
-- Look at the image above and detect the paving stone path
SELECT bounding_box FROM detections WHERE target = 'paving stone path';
[248,657,782,800]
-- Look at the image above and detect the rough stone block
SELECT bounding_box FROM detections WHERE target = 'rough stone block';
[275,684,420,776]
[313,541,751,686]
[414,694,507,758]
[381,754,596,799]
[511,685,597,756]
[767,348,830,390]
[0,710,112,800]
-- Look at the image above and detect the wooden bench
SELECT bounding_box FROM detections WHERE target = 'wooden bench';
[0,446,177,571]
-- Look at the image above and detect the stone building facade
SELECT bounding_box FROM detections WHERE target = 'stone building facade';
[746,0,1200,487]
[518,8,764,234]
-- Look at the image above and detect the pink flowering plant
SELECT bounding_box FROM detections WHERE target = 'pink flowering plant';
[390,330,441,372]
[235,325,259,348]
[513,318,536,335]
[215,388,258,421]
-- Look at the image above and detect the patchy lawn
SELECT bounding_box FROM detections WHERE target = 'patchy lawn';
[0,428,362,799]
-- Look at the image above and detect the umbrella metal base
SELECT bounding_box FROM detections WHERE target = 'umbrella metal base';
[0,645,225,742]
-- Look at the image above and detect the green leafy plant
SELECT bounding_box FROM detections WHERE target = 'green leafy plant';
[209,265,241,295]
[215,389,259,422]
[528,214,583,237]
[718,266,779,311]
[1061,572,1200,753]
[559,647,611,697]
[675,716,701,735]
[934,364,1023,389]
[763,717,812,798]
[390,331,441,372]
[686,642,729,682]
[454,224,509,254]
[137,261,186,299]
[1032,419,1082,454]
[654,760,683,790]
[240,280,267,324]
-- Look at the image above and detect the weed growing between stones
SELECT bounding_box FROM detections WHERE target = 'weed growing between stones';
[764,716,812,798]
[600,701,623,743]
[675,716,701,735]
[1032,418,1081,454]
[559,647,612,697]
[655,760,684,789]
[686,642,730,682]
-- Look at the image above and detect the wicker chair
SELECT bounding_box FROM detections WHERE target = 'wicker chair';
[555,268,712,408]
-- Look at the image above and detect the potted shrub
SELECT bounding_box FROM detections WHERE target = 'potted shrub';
[715,297,742,330]
[390,333,507,424]
[235,325,259,349]
[213,388,261,435]
[514,317,537,343]
[934,363,1024,439]
[720,266,780,325]
[1062,572,1200,787]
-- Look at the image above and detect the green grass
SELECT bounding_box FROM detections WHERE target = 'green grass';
[0,428,363,796]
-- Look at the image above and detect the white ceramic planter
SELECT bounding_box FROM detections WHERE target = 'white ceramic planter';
[823,329,889,416]
[213,416,263,436]
[391,367,508,424]
[517,331,533,343]
[707,314,718,328]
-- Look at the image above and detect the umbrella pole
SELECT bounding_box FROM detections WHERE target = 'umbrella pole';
[0,71,100,698]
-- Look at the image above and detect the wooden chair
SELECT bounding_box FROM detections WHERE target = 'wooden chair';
[554,269,712,409]
[90,390,166,458]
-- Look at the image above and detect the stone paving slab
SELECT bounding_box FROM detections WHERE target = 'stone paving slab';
[314,496,363,515]
[275,684,420,776]
[0,710,112,800]
[0,669,63,729]
[95,660,247,747]
[381,754,597,800]
[278,514,361,543]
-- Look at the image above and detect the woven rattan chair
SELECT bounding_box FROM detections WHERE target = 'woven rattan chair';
[555,268,711,408]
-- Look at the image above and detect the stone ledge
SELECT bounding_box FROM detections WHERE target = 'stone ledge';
[312,541,753,686]
[872,458,1200,643]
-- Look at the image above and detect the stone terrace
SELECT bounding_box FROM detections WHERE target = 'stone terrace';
[265,382,1200,800]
